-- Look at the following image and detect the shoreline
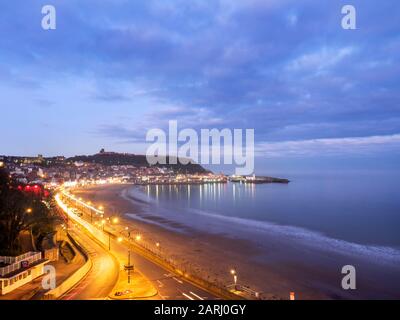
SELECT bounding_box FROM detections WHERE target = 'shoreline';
[71,184,400,300]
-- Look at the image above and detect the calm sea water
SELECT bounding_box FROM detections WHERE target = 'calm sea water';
[129,171,400,248]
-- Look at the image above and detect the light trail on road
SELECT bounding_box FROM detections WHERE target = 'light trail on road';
[56,193,218,300]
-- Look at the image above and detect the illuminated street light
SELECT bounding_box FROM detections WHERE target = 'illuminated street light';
[112,217,119,224]
[118,237,123,243]
[156,242,161,255]
[125,226,131,239]
[230,269,238,287]
[26,208,32,214]
[135,235,142,241]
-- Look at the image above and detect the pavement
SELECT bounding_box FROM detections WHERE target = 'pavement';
[109,269,158,300]
[105,236,214,300]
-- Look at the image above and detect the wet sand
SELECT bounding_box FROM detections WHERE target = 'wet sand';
[72,184,400,300]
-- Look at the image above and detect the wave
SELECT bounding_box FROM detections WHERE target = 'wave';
[121,186,400,266]
[125,213,187,234]
[186,207,400,265]
[120,187,155,206]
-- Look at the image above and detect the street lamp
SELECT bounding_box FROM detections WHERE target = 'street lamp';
[125,227,131,239]
[135,234,142,242]
[156,242,161,255]
[100,219,113,250]
[230,269,238,287]
[124,250,134,284]
[26,208,33,214]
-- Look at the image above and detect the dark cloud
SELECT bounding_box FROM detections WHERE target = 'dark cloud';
[1,0,399,147]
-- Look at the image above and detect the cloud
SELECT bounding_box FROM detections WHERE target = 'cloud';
[256,134,400,158]
[94,124,144,143]
[286,46,355,74]
[1,0,400,161]
[286,13,298,27]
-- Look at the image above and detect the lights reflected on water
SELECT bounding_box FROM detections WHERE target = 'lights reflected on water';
[140,182,257,212]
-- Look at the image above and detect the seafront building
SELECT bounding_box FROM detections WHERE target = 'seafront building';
[1,153,227,188]
[0,252,49,296]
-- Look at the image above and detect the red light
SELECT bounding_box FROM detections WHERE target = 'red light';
[34,185,39,189]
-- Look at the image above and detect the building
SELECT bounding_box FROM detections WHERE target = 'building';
[0,252,49,296]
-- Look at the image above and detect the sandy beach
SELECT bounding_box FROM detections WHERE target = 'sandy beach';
[71,184,400,300]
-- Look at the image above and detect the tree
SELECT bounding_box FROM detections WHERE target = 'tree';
[0,168,58,255]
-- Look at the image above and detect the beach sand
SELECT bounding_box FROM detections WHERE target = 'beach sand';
[71,184,400,300]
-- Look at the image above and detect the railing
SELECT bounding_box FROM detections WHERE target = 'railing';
[0,252,42,277]
[0,252,32,264]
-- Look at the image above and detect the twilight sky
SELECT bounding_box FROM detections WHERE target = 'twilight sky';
[1,0,400,174]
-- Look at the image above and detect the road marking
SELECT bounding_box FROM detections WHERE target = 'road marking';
[173,277,183,284]
[158,293,168,300]
[64,291,79,300]
[189,292,204,300]
[182,292,195,300]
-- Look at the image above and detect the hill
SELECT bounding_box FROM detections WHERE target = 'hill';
[67,152,209,174]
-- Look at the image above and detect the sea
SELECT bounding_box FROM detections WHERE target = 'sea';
[122,171,400,265]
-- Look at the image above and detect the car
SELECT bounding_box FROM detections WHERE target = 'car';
[114,290,132,297]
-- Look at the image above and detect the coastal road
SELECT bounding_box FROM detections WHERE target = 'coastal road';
[61,226,119,300]
[57,194,218,300]
[110,237,215,300]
